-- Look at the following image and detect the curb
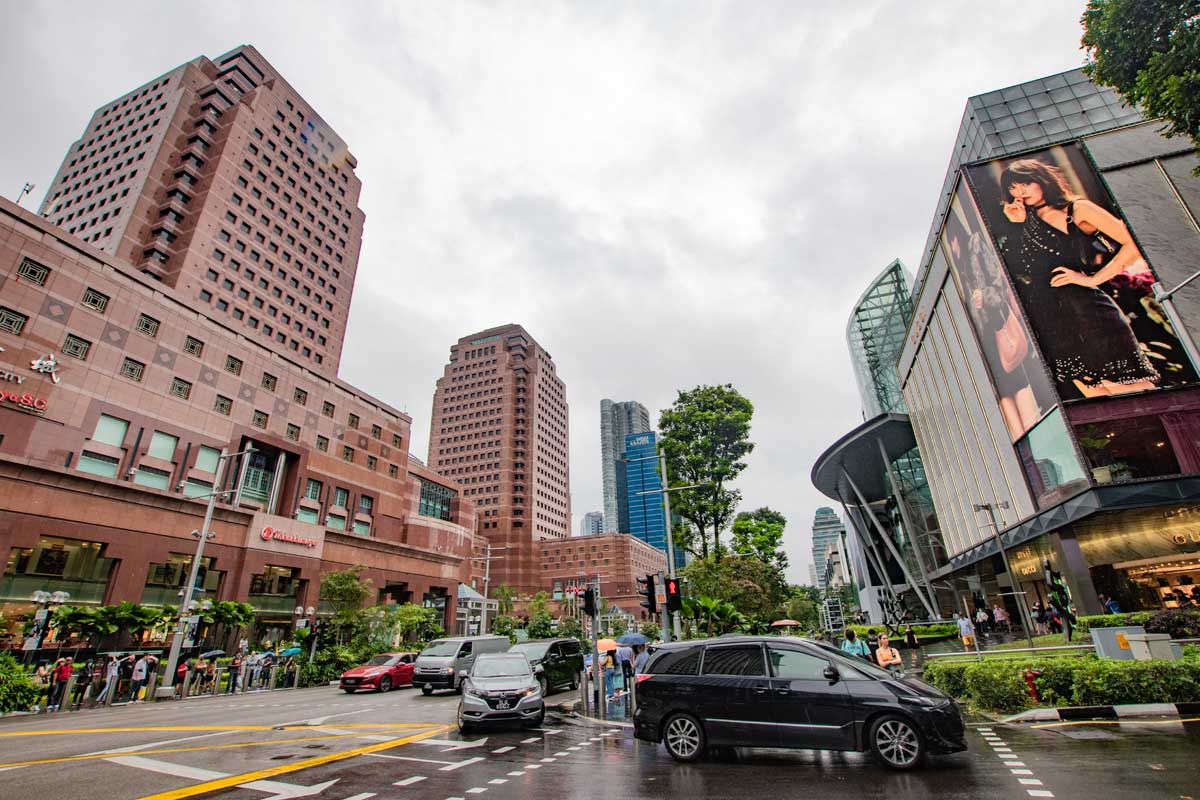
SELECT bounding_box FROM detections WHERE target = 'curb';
[548,710,634,729]
[1003,702,1200,723]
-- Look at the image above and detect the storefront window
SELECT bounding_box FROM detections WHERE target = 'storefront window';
[141,554,222,606]
[1072,416,1182,484]
[1,536,114,605]
[249,565,300,596]
[1016,409,1089,507]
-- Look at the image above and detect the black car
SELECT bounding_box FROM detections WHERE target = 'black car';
[633,636,966,770]
[508,638,585,695]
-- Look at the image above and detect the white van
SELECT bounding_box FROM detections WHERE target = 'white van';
[414,635,510,695]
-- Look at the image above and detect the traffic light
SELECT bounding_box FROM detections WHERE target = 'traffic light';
[665,577,682,613]
[637,574,657,615]
[582,587,597,617]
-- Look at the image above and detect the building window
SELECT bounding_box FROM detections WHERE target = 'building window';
[61,333,91,360]
[261,372,277,391]
[214,394,232,415]
[367,455,377,471]
[342,445,354,462]
[169,377,192,399]
[195,445,220,472]
[322,401,334,418]
[417,477,455,521]
[81,287,110,313]
[252,409,269,429]
[136,313,160,338]
[0,306,29,335]
[224,355,243,375]
[293,387,307,405]
[133,465,171,490]
[17,257,50,286]
[147,430,178,460]
[183,336,204,357]
[77,451,120,478]
[370,424,381,440]
[347,413,359,430]
[388,464,398,478]
[327,513,346,531]
[392,434,402,448]
[304,478,322,500]
[316,435,329,452]
[358,495,373,515]
[286,423,300,441]
[91,414,128,446]
[332,487,349,508]
[352,520,370,536]
[120,357,145,382]
[183,478,213,498]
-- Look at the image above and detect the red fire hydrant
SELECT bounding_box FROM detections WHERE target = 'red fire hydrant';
[1024,669,1043,704]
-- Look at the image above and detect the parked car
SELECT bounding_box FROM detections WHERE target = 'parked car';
[633,636,966,770]
[457,653,544,732]
[339,652,417,693]
[508,638,585,695]
[414,635,511,695]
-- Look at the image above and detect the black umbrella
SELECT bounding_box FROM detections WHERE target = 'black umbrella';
[200,649,225,659]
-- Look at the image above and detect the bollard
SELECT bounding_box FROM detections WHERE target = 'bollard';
[268,665,279,691]
[56,675,76,713]
[104,677,117,707]
[578,670,588,716]
[211,667,224,696]
[144,672,159,702]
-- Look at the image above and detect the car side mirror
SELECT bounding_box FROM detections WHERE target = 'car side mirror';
[823,665,839,682]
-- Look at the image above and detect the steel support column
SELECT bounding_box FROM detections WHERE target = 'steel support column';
[877,439,940,617]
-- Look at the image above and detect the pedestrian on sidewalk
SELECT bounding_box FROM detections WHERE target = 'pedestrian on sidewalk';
[840,628,870,661]
[247,651,262,689]
[975,607,990,635]
[955,613,976,652]
[874,634,904,675]
[601,650,616,699]
[992,603,1009,633]
[96,655,120,704]
[616,644,634,696]
[903,625,920,668]
[227,654,242,694]
[633,645,649,675]
[71,659,95,710]
[32,662,50,712]
[866,629,880,663]
[1098,593,1122,614]
[130,654,149,702]
[48,657,73,711]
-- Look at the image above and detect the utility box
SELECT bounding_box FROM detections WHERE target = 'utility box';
[1126,632,1177,661]
[1091,626,1144,660]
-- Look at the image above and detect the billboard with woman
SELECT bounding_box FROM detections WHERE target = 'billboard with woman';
[966,142,1197,401]
[941,180,1057,440]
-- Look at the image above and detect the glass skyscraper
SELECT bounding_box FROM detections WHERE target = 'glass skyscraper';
[620,431,686,567]
[846,259,913,420]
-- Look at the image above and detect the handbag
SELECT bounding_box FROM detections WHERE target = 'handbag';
[995,305,1029,373]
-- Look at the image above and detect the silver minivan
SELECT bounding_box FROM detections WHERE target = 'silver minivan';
[415,635,510,695]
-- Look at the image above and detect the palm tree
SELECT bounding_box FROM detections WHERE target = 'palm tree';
[696,597,723,638]
[493,584,516,616]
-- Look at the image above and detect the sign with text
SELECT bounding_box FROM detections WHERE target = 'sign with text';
[245,512,327,559]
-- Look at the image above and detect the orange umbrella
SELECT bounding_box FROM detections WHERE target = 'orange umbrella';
[770,619,802,627]
[595,638,619,651]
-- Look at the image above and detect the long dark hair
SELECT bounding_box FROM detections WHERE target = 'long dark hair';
[1000,158,1074,209]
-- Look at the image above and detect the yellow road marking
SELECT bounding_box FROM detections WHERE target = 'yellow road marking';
[138,724,450,800]
[0,723,434,738]
[1031,717,1200,729]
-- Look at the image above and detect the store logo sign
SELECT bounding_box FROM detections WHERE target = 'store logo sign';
[1171,532,1200,546]
[0,370,25,384]
[261,525,318,549]
[0,389,48,414]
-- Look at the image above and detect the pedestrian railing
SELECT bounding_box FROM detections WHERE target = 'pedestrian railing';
[925,643,1095,663]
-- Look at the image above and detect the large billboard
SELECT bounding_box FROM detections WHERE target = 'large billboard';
[966,142,1198,402]
[941,180,1057,441]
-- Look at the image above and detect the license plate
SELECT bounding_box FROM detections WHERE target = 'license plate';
[496,700,511,709]
[424,683,432,689]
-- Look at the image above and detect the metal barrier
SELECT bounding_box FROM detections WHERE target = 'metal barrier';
[925,643,1094,663]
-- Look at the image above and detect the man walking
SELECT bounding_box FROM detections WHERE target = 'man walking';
[130,654,149,702]
[616,643,634,696]
[956,613,976,652]
[227,653,242,694]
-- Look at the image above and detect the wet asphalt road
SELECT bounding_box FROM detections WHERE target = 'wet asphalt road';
[0,685,1196,799]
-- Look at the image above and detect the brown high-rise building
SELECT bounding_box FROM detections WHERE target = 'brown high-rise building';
[37,45,363,376]
[429,325,571,592]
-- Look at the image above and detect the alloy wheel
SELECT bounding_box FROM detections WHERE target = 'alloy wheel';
[875,719,920,767]
[665,716,702,760]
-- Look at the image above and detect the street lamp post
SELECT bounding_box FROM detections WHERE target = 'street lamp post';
[972,501,1035,649]
[160,445,255,699]
[26,590,70,663]
[472,544,507,635]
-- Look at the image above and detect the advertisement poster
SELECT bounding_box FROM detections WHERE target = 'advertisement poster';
[941,180,1057,440]
[966,142,1197,401]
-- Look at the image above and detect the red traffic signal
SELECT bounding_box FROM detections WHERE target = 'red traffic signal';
[665,577,682,613]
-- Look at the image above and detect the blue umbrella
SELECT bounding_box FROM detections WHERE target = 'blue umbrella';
[279,646,302,657]
[616,633,648,646]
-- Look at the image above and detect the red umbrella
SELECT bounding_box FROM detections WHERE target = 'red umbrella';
[770,619,802,627]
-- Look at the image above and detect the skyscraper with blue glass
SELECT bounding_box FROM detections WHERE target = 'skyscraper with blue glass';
[620,431,686,567]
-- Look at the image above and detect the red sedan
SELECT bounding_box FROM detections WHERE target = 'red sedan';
[339,652,417,693]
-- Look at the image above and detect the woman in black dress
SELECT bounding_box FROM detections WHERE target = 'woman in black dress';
[999,159,1158,398]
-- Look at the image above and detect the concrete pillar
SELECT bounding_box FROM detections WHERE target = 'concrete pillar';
[1051,531,1102,616]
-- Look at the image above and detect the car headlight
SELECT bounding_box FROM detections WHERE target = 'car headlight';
[522,686,540,697]
[446,667,455,674]
[463,686,483,699]
[899,694,948,708]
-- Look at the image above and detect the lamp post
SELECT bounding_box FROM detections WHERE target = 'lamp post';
[471,544,507,635]
[160,445,255,699]
[972,501,1035,649]
[294,605,317,660]
[27,590,70,662]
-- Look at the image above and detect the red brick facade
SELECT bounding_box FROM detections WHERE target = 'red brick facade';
[538,533,667,621]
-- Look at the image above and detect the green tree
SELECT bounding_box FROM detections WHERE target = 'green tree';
[527,591,550,619]
[557,615,584,642]
[526,611,554,640]
[681,554,788,621]
[731,507,789,574]
[608,618,628,638]
[493,584,516,616]
[395,603,438,641]
[659,384,755,560]
[783,592,821,630]
[492,614,517,643]
[320,566,373,625]
[639,620,662,641]
[1082,0,1200,169]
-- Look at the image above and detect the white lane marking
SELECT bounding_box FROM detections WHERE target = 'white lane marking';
[525,764,541,770]
[567,746,580,751]
[521,737,540,744]
[241,778,340,798]
[588,736,602,741]
[466,790,488,795]
[85,730,235,756]
[1027,792,1054,798]
[440,756,485,772]
[993,747,1013,753]
[491,746,515,754]
[540,757,556,762]
[1006,761,1027,767]
[578,741,592,746]
[359,734,395,742]
[274,709,373,727]
[507,771,525,777]
[105,756,226,781]
[977,728,992,732]
[488,779,508,785]
[342,794,377,800]
[554,751,568,756]
[1019,779,1044,787]
[393,776,427,786]
[1011,769,1034,775]
[543,729,561,734]
[368,754,454,766]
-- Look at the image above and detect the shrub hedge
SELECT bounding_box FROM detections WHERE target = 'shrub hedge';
[921,650,1200,713]
[1075,612,1153,631]
[0,652,39,713]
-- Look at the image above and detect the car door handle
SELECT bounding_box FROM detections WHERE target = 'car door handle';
[775,688,790,695]
[753,686,769,694]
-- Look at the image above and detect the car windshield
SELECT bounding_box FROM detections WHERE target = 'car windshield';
[420,640,460,657]
[810,640,893,679]
[509,642,549,660]
[472,657,530,678]
[365,655,396,667]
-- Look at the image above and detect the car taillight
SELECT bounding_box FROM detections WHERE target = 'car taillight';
[635,673,653,684]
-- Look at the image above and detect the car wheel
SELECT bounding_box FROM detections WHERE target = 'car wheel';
[569,676,579,691]
[454,679,463,694]
[457,704,473,734]
[342,688,356,694]
[523,705,546,728]
[537,675,549,696]
[379,676,392,693]
[662,713,706,763]
[870,714,924,770]
[421,686,433,696]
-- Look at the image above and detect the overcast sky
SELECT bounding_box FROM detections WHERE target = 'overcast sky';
[1,1,1094,584]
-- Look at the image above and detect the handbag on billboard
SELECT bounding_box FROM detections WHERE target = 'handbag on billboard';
[995,307,1029,373]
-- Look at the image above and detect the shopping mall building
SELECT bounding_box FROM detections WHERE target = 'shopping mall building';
[816,68,1200,620]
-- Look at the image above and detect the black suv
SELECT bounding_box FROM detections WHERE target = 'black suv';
[633,636,965,770]
[507,638,585,695]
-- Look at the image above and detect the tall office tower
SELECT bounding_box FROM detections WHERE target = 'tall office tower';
[38,45,365,376]
[811,507,845,586]
[599,399,650,532]
[429,325,570,592]
[621,431,687,569]
[580,511,604,536]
